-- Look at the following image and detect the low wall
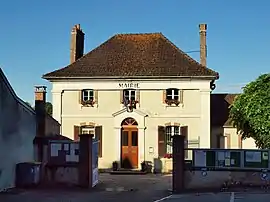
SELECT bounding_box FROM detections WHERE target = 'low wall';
[185,170,269,190]
[45,166,78,186]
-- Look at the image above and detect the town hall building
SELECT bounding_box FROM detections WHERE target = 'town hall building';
[43,24,219,169]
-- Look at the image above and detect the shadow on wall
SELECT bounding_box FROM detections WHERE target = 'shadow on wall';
[0,69,36,191]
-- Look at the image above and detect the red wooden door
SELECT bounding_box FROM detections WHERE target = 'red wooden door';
[121,128,138,168]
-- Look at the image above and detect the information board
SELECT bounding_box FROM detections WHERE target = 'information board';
[192,149,270,170]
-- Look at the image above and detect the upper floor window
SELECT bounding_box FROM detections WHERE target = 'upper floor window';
[166,88,179,101]
[123,89,136,102]
[165,88,183,106]
[82,89,94,102]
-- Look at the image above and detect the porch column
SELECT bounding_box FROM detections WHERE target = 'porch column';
[138,127,145,169]
[114,127,121,162]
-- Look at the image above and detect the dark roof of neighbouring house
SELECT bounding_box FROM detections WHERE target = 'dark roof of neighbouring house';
[211,93,239,127]
[43,33,219,79]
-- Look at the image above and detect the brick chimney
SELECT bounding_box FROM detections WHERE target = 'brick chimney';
[199,23,207,67]
[70,24,85,64]
[35,86,47,138]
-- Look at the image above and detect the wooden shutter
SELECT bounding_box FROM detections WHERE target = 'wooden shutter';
[238,135,242,149]
[180,126,188,158]
[120,90,124,103]
[158,126,166,157]
[136,90,140,105]
[74,125,80,141]
[94,90,98,104]
[78,90,82,104]
[95,126,102,157]
[179,90,184,104]
[162,90,166,103]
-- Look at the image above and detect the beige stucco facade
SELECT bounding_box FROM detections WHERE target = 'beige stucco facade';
[211,126,257,150]
[51,79,213,169]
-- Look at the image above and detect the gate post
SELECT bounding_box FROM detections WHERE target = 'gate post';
[172,135,185,193]
[78,134,93,188]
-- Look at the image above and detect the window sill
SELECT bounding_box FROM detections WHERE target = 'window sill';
[80,103,98,108]
[121,103,140,109]
[163,103,184,108]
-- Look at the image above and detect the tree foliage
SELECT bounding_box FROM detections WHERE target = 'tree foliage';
[25,102,32,107]
[24,101,53,116]
[45,102,53,116]
[229,73,270,148]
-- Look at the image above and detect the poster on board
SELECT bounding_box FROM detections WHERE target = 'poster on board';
[194,150,207,167]
[246,151,261,163]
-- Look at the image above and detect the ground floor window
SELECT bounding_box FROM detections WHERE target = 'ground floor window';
[165,126,180,154]
[81,126,95,138]
[74,125,103,157]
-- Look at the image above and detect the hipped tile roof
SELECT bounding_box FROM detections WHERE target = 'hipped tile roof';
[43,33,218,79]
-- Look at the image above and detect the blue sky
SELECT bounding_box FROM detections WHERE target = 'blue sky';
[0,0,269,104]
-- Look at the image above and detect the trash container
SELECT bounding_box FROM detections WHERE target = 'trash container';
[15,162,42,188]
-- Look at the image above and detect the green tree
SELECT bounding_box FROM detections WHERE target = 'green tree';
[45,102,53,116]
[25,102,32,107]
[229,73,270,148]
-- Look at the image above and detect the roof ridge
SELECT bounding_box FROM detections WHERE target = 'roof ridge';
[114,32,162,36]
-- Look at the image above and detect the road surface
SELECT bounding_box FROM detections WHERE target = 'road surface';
[156,192,270,202]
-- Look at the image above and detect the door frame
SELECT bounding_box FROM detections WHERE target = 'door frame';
[120,125,139,168]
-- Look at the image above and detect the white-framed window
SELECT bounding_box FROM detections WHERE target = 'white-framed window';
[166,88,179,100]
[82,89,94,102]
[165,126,180,154]
[81,126,95,138]
[123,89,136,102]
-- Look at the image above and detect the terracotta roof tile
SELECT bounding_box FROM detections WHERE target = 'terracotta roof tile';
[43,33,219,79]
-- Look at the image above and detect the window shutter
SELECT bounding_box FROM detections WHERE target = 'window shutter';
[120,90,124,104]
[74,125,80,141]
[158,126,166,157]
[162,90,166,103]
[136,90,140,105]
[94,90,98,104]
[180,126,188,158]
[95,126,102,157]
[78,91,82,104]
[179,90,184,104]
[238,135,242,149]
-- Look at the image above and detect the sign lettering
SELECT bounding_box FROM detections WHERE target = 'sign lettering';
[118,83,140,89]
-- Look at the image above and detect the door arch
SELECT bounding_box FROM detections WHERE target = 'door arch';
[121,117,138,168]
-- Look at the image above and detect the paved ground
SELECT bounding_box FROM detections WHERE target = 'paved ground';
[2,174,270,201]
[0,173,172,202]
[157,192,270,202]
